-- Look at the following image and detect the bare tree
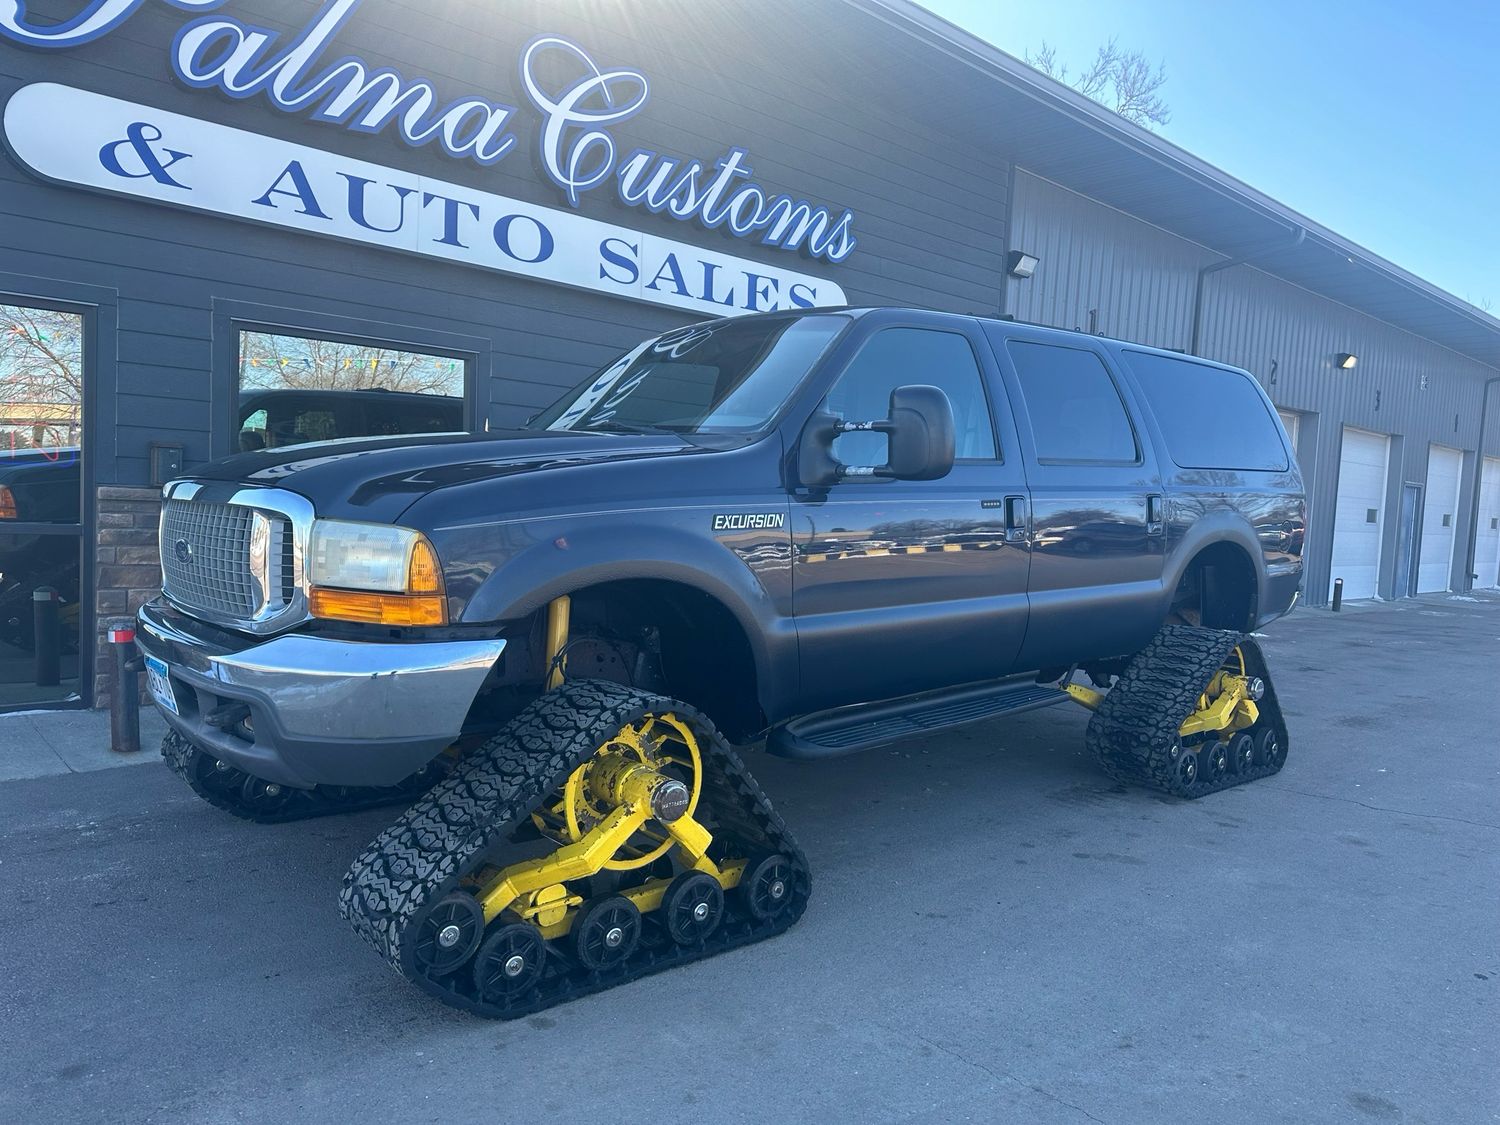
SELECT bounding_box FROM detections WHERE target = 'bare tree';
[0,304,83,451]
[1468,294,1495,314]
[1025,38,1171,129]
[239,332,462,396]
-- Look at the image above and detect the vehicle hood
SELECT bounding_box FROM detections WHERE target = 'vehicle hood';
[186,430,702,522]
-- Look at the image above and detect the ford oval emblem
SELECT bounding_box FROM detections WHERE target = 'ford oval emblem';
[174,537,193,565]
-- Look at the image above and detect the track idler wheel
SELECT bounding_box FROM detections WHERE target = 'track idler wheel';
[738,854,796,922]
[201,757,246,797]
[1228,732,1256,775]
[1255,725,1286,770]
[663,871,724,946]
[573,895,642,971]
[1170,743,1199,792]
[239,774,292,815]
[1202,741,1230,785]
[413,892,485,976]
[473,923,547,1002]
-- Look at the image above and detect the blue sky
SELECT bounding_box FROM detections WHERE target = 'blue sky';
[919,0,1497,310]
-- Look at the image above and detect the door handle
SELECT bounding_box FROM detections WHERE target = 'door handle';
[1004,495,1029,543]
[1146,494,1166,536]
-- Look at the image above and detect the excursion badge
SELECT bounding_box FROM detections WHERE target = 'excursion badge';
[712,512,786,531]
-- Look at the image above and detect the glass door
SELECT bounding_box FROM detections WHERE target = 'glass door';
[0,301,84,707]
[1392,483,1421,599]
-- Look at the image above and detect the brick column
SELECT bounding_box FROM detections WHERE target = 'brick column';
[95,485,162,708]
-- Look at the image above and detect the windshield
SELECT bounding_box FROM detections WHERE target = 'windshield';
[529,314,849,435]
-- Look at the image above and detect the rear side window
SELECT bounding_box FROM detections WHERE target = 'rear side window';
[1005,341,1138,464]
[1123,351,1288,471]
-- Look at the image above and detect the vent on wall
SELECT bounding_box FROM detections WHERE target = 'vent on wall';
[1366,509,1378,524]
[1442,514,1452,527]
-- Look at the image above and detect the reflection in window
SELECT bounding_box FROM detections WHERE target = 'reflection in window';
[0,303,82,470]
[237,331,466,450]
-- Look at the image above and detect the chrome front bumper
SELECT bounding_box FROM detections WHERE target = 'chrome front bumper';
[135,599,505,788]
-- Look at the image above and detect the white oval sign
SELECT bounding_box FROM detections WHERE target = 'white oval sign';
[3,83,848,318]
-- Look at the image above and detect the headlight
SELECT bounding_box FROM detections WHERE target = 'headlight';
[307,520,447,626]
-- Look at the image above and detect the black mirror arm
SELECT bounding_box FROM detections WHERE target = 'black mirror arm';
[835,464,895,480]
[826,418,898,481]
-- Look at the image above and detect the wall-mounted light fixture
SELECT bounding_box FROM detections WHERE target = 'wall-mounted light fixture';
[1007,250,1039,279]
[1336,352,1358,370]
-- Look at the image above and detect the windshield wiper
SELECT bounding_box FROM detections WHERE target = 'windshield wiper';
[580,420,689,438]
[573,419,747,451]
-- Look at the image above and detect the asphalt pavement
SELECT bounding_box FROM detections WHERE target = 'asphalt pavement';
[1,595,1496,1124]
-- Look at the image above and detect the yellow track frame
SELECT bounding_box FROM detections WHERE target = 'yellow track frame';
[1063,647,1260,741]
[467,596,742,936]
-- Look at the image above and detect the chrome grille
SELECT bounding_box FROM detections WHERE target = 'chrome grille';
[161,499,291,621]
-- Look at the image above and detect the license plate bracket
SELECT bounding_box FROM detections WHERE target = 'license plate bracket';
[144,655,179,716]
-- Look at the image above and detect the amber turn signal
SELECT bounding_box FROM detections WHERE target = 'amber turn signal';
[407,538,442,593]
[308,588,448,627]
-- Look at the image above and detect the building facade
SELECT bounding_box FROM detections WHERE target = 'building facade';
[1,0,1496,707]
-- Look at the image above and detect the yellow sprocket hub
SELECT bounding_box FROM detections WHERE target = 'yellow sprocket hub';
[1179,645,1261,739]
[531,712,704,870]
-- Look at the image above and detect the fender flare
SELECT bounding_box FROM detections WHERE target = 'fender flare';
[1163,512,1267,625]
[463,522,795,718]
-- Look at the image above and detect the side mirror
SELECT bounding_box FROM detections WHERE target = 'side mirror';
[885,384,955,481]
[796,384,956,487]
[796,410,844,488]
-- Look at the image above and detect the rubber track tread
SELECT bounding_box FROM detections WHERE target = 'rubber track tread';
[1085,625,1290,798]
[337,679,810,1018]
[160,730,434,824]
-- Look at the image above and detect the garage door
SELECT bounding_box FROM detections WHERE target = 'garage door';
[1329,427,1389,601]
[1417,444,1463,593]
[1475,457,1500,589]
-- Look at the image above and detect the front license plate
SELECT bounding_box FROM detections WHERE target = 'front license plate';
[144,655,178,715]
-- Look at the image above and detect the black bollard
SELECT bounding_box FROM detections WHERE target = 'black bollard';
[33,586,59,686]
[108,621,142,755]
[1332,577,1344,612]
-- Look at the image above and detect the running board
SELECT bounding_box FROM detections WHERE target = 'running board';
[767,678,1069,760]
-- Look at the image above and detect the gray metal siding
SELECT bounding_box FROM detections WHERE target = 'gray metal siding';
[1201,267,1500,601]
[0,0,1010,485]
[1006,171,1216,348]
[1008,170,1500,603]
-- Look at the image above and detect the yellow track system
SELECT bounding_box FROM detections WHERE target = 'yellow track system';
[1064,644,1262,741]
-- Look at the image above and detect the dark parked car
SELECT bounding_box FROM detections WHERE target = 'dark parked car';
[0,446,83,653]
[235,387,464,451]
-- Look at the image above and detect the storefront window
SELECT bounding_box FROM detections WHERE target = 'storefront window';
[236,330,466,450]
[0,301,85,707]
